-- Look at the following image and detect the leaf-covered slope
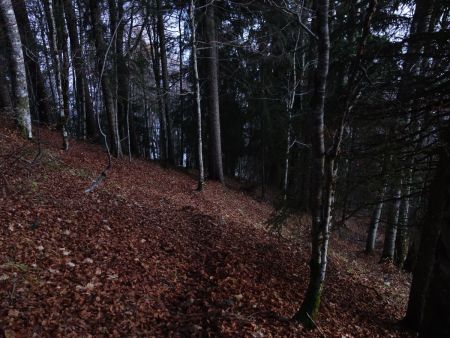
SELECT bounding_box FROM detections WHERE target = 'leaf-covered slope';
[0,124,414,337]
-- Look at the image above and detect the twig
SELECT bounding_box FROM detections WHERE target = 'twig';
[306,313,327,338]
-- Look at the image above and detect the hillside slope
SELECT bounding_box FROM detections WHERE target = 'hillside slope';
[0,124,414,337]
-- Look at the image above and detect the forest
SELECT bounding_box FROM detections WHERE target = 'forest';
[0,0,449,336]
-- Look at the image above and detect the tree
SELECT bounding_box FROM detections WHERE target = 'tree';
[89,0,122,157]
[0,0,32,138]
[292,0,330,326]
[11,0,52,124]
[189,0,204,191]
[62,0,96,138]
[204,2,224,183]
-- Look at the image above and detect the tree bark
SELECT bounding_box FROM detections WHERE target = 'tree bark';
[89,0,122,157]
[420,154,450,336]
[12,0,52,124]
[293,0,330,327]
[43,0,69,150]
[156,0,174,164]
[0,0,32,138]
[189,0,204,191]
[146,16,168,165]
[381,184,402,261]
[366,184,387,254]
[205,3,224,183]
[62,0,96,138]
[405,125,450,335]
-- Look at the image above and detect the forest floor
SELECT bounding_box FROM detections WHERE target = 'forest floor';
[0,122,416,337]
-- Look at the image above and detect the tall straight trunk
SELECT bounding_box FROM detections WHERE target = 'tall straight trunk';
[156,0,174,164]
[109,0,134,154]
[54,0,70,149]
[178,10,184,167]
[293,0,330,327]
[282,31,301,201]
[88,0,122,157]
[0,0,32,138]
[36,1,57,119]
[394,0,434,269]
[404,125,450,335]
[44,0,68,149]
[381,184,402,261]
[189,0,204,191]
[12,0,51,124]
[366,184,387,254]
[146,19,168,165]
[395,172,412,267]
[420,152,450,337]
[62,0,96,138]
[205,3,224,183]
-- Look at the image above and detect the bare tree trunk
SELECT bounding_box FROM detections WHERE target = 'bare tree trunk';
[0,0,32,138]
[156,0,174,164]
[189,0,204,191]
[146,18,168,165]
[44,0,68,150]
[395,171,412,267]
[205,3,224,183]
[12,0,52,124]
[420,151,450,337]
[404,125,450,335]
[89,0,122,157]
[366,183,387,254]
[293,0,330,327]
[381,183,402,261]
[62,0,96,138]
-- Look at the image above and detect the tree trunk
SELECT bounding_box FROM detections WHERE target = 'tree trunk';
[88,0,122,157]
[366,184,387,254]
[381,184,402,261]
[205,3,224,183]
[0,0,32,138]
[189,0,204,191]
[62,0,96,138]
[43,0,68,150]
[395,177,412,268]
[406,126,450,335]
[420,161,450,336]
[293,0,330,327]
[146,18,168,165]
[156,0,174,164]
[12,0,52,124]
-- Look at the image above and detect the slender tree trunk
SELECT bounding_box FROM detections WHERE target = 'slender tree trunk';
[395,172,412,267]
[88,0,122,157]
[44,0,68,149]
[293,0,330,327]
[189,0,204,191]
[62,0,96,138]
[156,0,174,164]
[178,10,184,167]
[0,0,32,138]
[205,3,224,183]
[54,0,70,149]
[366,184,387,254]
[147,19,168,165]
[12,0,52,124]
[380,183,402,261]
